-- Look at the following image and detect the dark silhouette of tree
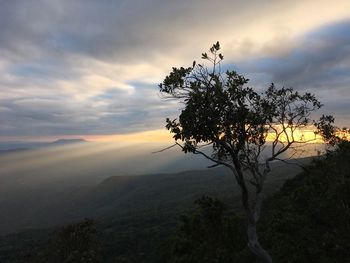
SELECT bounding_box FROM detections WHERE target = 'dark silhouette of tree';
[258,140,350,262]
[168,196,251,263]
[159,42,335,262]
[15,219,101,263]
[48,219,101,263]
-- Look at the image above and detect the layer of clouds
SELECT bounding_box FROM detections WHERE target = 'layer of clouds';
[0,0,350,138]
[238,20,350,124]
[242,20,350,86]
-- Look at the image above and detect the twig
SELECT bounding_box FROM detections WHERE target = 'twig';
[152,143,177,154]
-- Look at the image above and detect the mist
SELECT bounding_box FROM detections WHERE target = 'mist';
[0,139,327,235]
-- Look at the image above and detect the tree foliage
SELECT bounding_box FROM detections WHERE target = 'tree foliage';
[168,196,252,263]
[160,42,330,179]
[49,219,101,263]
[259,140,350,262]
[20,219,102,263]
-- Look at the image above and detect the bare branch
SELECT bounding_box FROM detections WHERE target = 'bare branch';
[152,143,177,154]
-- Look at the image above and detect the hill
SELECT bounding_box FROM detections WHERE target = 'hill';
[0,143,345,263]
[0,158,308,262]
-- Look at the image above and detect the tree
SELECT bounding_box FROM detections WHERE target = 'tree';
[159,42,335,262]
[168,196,251,263]
[17,219,101,263]
[258,140,350,262]
[48,219,101,263]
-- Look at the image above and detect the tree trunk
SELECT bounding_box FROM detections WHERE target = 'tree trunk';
[246,187,272,262]
[247,217,272,263]
[231,158,272,262]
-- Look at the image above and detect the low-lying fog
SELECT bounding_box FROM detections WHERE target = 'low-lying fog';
[0,141,211,190]
[0,140,327,193]
[0,140,327,234]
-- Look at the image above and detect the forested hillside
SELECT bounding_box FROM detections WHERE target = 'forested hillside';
[168,141,350,262]
[1,142,349,262]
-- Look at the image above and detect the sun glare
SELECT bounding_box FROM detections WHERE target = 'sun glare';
[85,129,172,143]
[266,125,324,144]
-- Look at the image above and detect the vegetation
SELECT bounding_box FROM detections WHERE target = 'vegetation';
[167,196,252,263]
[167,141,350,262]
[159,41,334,262]
[0,166,295,263]
[15,219,101,263]
[259,141,350,262]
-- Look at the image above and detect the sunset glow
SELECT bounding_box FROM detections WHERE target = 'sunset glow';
[266,125,324,144]
[85,129,173,143]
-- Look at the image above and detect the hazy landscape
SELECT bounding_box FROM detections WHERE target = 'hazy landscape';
[0,140,319,235]
[0,140,313,262]
[0,139,348,262]
[1,1,350,262]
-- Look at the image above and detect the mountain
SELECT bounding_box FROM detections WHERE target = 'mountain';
[51,138,87,145]
[0,142,47,152]
[0,148,31,154]
[0,138,87,153]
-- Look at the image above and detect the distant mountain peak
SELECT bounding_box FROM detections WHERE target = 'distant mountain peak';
[52,138,87,144]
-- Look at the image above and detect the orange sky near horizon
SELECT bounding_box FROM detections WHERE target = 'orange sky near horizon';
[84,129,173,143]
[0,129,172,143]
[87,127,327,144]
[1,126,349,144]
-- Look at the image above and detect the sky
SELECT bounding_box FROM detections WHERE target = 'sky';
[1,0,350,142]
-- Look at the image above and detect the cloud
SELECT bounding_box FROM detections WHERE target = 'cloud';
[0,0,350,138]
[243,20,350,86]
[234,20,350,126]
[2,0,348,64]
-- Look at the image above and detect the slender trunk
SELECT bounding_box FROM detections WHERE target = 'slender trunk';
[238,169,272,262]
[231,158,272,262]
[246,214,272,263]
[245,190,272,263]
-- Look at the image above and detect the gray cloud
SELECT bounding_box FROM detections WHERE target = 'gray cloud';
[0,82,174,136]
[0,0,299,63]
[234,20,350,126]
[0,1,349,137]
[241,20,350,88]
